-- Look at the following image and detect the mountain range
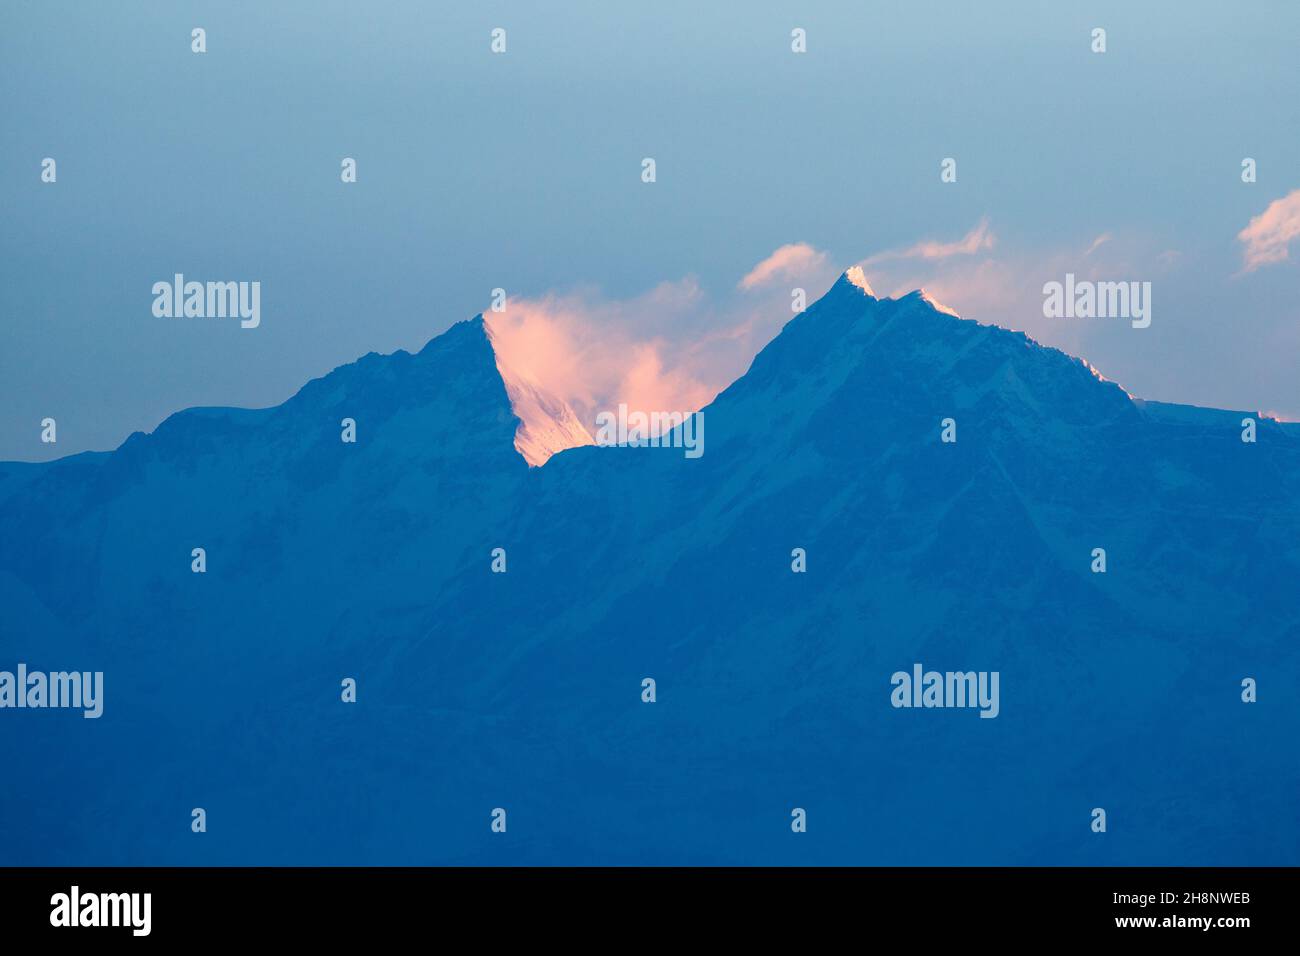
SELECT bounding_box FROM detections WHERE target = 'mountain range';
[2,268,1297,864]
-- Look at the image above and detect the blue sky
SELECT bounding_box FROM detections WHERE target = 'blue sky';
[2,0,1297,460]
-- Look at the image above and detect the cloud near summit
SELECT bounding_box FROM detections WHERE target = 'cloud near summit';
[739,242,829,290]
[486,244,840,433]
[859,217,996,266]
[485,228,1006,435]
[484,215,1300,440]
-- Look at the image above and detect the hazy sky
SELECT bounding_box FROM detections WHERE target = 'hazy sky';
[3,0,1298,461]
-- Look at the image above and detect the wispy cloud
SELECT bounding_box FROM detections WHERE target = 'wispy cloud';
[488,228,1298,435]
[738,242,828,290]
[1084,233,1112,257]
[861,217,995,266]
[1237,189,1300,273]
[484,280,714,427]
[486,246,833,430]
[484,228,1096,434]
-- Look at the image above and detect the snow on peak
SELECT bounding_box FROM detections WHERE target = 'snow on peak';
[840,266,876,296]
[483,316,594,466]
[916,288,960,317]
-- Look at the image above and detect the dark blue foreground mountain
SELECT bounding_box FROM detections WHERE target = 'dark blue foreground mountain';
[2,271,1297,864]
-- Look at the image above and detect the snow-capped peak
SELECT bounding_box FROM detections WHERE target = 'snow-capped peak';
[840,266,876,296]
[483,316,594,466]
[916,288,960,317]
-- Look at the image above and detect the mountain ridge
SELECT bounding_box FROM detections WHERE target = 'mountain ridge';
[7,270,1294,474]
[1,271,1297,866]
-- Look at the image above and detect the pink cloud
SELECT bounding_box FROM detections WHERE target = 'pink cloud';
[862,217,995,266]
[485,282,733,435]
[1237,189,1300,273]
[484,231,1300,451]
[739,242,829,290]
[484,245,842,436]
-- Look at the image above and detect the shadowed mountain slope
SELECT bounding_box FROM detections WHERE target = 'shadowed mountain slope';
[2,274,1296,865]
